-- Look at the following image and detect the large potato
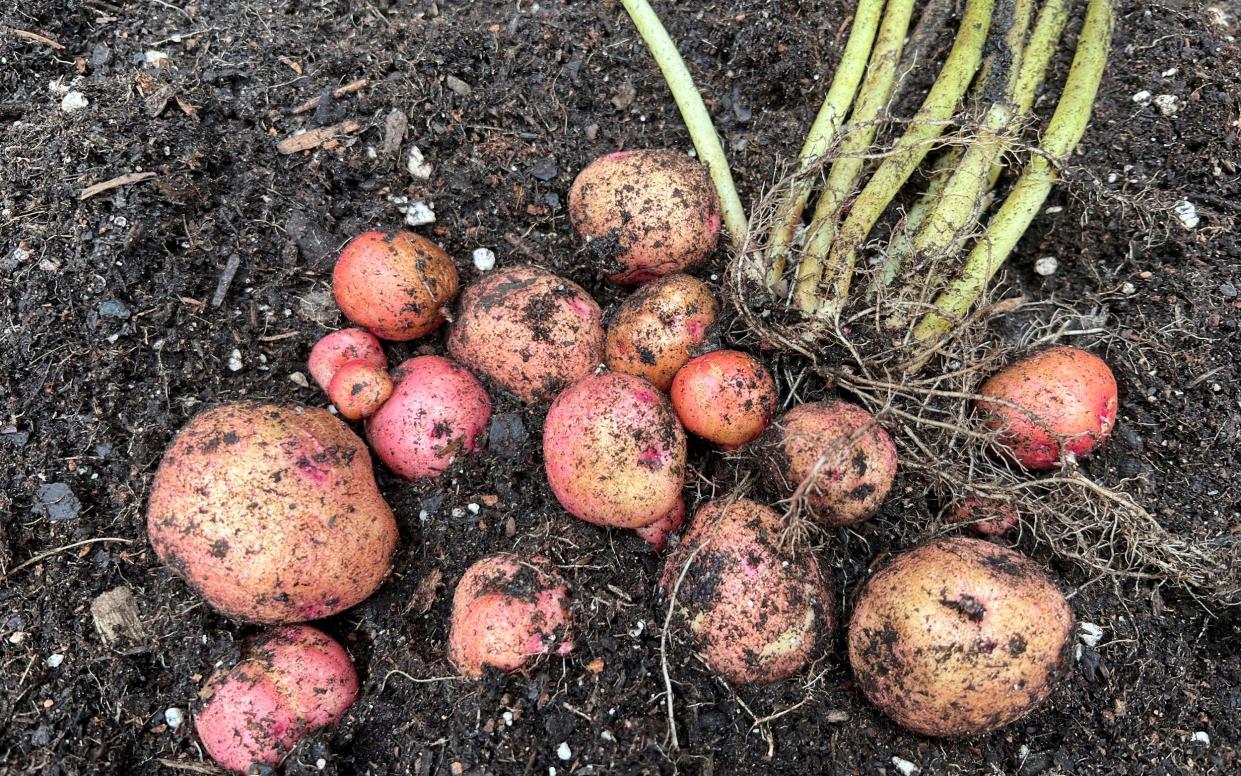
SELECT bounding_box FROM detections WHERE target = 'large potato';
[604,273,720,391]
[447,265,605,403]
[661,498,832,684]
[569,150,721,283]
[332,230,459,341]
[147,403,398,623]
[848,537,1074,737]
[543,372,686,528]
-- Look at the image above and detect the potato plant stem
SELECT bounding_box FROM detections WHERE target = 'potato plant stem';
[814,0,998,318]
[765,0,886,291]
[792,0,917,311]
[913,0,1113,340]
[620,0,747,256]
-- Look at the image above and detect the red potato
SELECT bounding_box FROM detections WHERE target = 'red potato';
[332,230,459,341]
[569,150,721,284]
[327,359,393,420]
[762,400,897,527]
[196,626,358,773]
[307,328,387,392]
[848,538,1074,737]
[660,498,832,684]
[448,554,572,678]
[447,265,605,403]
[604,273,720,391]
[147,404,398,623]
[670,350,777,449]
[977,346,1118,469]
[365,355,491,479]
[949,497,1019,537]
[634,496,687,552]
[543,372,687,529]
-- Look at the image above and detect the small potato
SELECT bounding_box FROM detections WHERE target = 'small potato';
[848,538,1074,737]
[670,350,777,449]
[448,554,572,678]
[332,230,459,341]
[543,372,686,528]
[569,150,721,283]
[949,497,1019,537]
[328,359,394,420]
[977,346,1118,469]
[660,498,832,684]
[147,403,398,623]
[365,355,491,478]
[762,400,897,527]
[308,328,387,392]
[604,273,720,391]
[447,265,605,403]
[634,496,686,552]
[196,626,358,773]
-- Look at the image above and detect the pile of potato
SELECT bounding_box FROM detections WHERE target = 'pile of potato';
[147,150,1119,772]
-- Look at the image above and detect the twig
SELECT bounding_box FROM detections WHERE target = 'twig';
[210,254,241,308]
[377,669,458,694]
[291,78,370,114]
[276,120,362,154]
[79,172,158,201]
[1,538,135,581]
[6,26,66,49]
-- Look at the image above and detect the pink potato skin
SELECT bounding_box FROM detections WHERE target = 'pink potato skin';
[447,265,605,403]
[308,328,387,392]
[977,346,1119,470]
[604,273,720,391]
[327,360,394,420]
[196,626,358,773]
[569,150,722,284]
[543,372,687,529]
[332,230,460,341]
[660,498,832,685]
[763,400,898,527]
[670,350,777,449]
[949,497,1019,537]
[848,538,1074,737]
[146,404,398,623]
[634,496,687,551]
[448,554,572,678]
[365,355,491,478]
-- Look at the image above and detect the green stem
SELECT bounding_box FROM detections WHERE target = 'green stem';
[792,0,917,311]
[913,0,1113,341]
[815,0,998,317]
[765,0,886,292]
[620,0,748,256]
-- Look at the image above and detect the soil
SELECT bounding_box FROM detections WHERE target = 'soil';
[2,1,1239,775]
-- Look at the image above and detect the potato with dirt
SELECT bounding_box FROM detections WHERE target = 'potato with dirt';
[543,371,687,529]
[307,328,387,392]
[327,359,393,420]
[146,403,398,623]
[195,625,358,773]
[670,349,778,448]
[848,537,1074,737]
[604,273,720,391]
[448,554,573,677]
[661,498,832,684]
[447,265,605,403]
[569,149,722,283]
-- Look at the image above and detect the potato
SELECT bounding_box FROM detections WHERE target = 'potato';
[848,537,1074,737]
[604,273,720,391]
[762,400,897,527]
[147,403,398,623]
[365,355,491,478]
[569,150,721,283]
[660,498,832,684]
[327,359,394,420]
[196,625,358,773]
[448,554,573,678]
[670,350,777,449]
[977,346,1118,469]
[447,265,605,403]
[543,372,687,528]
[332,230,459,341]
[948,497,1019,537]
[308,328,387,392]
[634,496,686,552]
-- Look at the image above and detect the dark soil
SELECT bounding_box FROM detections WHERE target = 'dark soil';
[2,1,1238,774]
